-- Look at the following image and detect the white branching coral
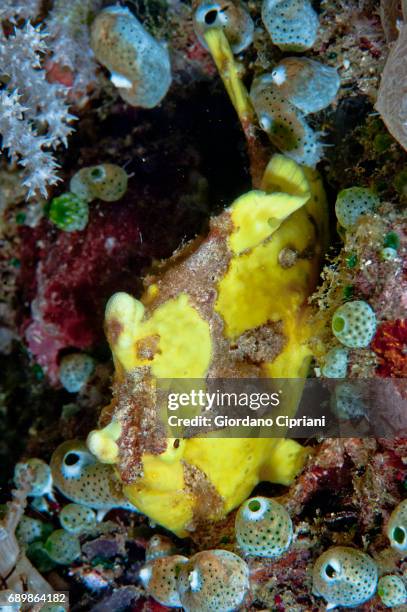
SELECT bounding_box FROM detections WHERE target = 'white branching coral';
[0,1,107,199]
[0,23,76,199]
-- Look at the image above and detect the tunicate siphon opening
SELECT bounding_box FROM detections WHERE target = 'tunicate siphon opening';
[205,8,219,24]
[332,316,345,333]
[64,452,80,466]
[393,526,405,545]
[90,166,105,181]
[324,563,337,579]
[248,499,261,512]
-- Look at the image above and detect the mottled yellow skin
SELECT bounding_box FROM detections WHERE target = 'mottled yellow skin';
[89,155,328,536]
[105,292,212,379]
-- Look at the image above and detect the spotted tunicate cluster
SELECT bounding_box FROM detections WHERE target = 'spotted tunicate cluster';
[312,546,378,608]
[332,301,377,348]
[262,0,319,51]
[235,496,293,558]
[48,192,89,232]
[70,164,128,203]
[386,499,407,552]
[321,347,348,378]
[14,458,53,498]
[91,6,171,108]
[60,503,97,534]
[269,57,340,114]
[146,534,178,561]
[58,353,95,393]
[194,0,254,54]
[44,529,81,565]
[140,554,189,607]
[250,77,323,167]
[177,549,250,612]
[378,574,407,607]
[335,187,379,230]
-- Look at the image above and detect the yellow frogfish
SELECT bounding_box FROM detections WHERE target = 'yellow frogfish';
[87,154,328,537]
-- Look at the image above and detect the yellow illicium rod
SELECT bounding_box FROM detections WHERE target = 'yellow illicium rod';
[204,28,256,125]
[203,28,270,187]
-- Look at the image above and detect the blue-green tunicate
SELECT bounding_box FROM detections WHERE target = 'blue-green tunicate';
[387,499,407,552]
[250,75,323,167]
[335,187,379,229]
[332,300,377,348]
[321,347,348,378]
[60,503,97,534]
[270,57,340,115]
[262,0,319,52]
[380,247,398,261]
[378,575,407,607]
[91,6,171,109]
[235,496,293,558]
[45,529,81,565]
[58,353,95,393]
[14,458,53,498]
[70,164,128,203]
[313,546,378,608]
[16,515,52,547]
